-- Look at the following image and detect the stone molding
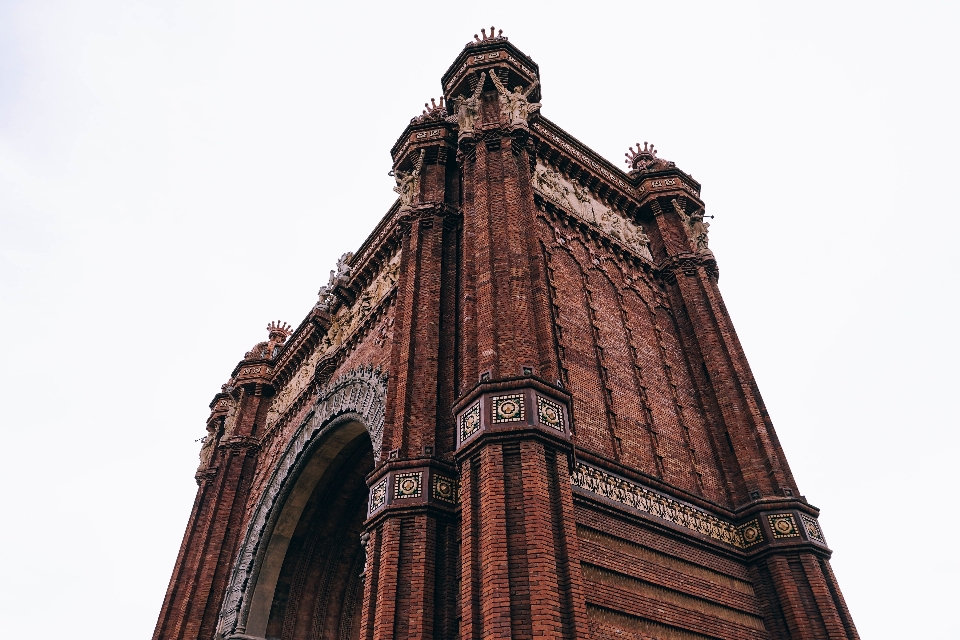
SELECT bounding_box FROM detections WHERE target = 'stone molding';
[216,365,387,640]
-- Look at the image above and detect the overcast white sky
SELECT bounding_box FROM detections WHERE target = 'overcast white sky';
[1,2,957,638]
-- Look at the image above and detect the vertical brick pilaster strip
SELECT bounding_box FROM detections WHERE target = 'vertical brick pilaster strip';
[359,526,382,640]
[820,558,860,639]
[800,554,854,639]
[460,455,483,640]
[478,443,513,639]
[372,517,401,640]
[384,214,442,458]
[518,440,564,639]
[546,447,591,639]
[153,391,263,640]
[767,555,815,639]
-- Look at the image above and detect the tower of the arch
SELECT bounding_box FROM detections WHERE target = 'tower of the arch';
[155,29,858,640]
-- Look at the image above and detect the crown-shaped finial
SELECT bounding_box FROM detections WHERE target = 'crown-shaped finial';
[472,26,506,44]
[624,141,661,172]
[422,96,445,117]
[266,320,292,340]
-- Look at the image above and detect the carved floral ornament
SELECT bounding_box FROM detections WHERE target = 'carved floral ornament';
[533,160,653,261]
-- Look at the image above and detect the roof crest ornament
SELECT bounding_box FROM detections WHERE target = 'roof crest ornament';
[411,96,447,124]
[468,26,507,47]
[625,140,676,175]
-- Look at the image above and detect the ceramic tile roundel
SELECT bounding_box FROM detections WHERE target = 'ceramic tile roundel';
[460,402,481,441]
[537,396,564,431]
[492,394,525,423]
[768,513,800,538]
[394,472,422,499]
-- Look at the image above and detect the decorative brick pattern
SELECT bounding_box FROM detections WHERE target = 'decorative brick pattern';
[768,513,801,539]
[394,472,423,499]
[492,393,525,423]
[537,395,564,431]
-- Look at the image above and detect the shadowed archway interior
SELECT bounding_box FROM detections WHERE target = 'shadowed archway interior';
[247,422,373,640]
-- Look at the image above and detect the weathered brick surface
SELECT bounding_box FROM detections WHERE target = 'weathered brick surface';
[154,34,857,640]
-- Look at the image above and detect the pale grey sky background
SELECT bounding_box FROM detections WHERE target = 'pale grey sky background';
[1,2,957,638]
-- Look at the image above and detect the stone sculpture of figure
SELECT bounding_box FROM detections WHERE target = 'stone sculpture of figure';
[197,425,217,471]
[534,165,569,203]
[490,72,541,129]
[391,149,426,207]
[315,284,333,312]
[672,198,710,252]
[446,71,487,139]
[571,181,596,223]
[624,221,653,261]
[688,209,710,251]
[334,252,353,284]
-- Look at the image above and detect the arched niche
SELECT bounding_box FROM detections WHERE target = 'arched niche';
[218,367,387,640]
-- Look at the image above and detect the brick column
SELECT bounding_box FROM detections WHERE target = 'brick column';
[154,381,268,640]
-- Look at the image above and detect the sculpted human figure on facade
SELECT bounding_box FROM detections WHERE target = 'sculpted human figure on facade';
[672,198,710,252]
[446,71,487,140]
[391,149,426,207]
[490,71,541,129]
[197,424,218,471]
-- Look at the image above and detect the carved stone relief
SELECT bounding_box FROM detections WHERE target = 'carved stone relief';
[533,161,653,260]
[322,248,401,352]
[671,198,711,254]
[267,248,401,436]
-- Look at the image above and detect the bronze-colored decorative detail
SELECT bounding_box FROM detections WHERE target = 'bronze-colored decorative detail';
[492,393,525,424]
[739,519,764,548]
[537,395,564,431]
[460,402,481,441]
[368,478,388,514]
[433,475,458,504]
[800,513,826,544]
[571,462,747,548]
[394,472,423,499]
[768,513,801,539]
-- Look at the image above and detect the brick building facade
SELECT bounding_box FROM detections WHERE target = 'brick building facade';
[154,29,858,640]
